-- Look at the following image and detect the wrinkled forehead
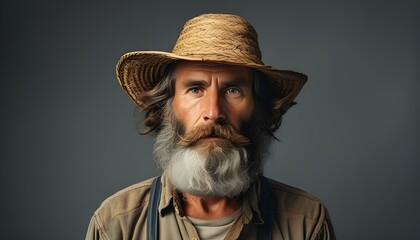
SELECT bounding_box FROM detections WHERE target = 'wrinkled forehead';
[175,61,253,80]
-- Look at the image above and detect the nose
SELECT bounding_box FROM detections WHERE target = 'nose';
[202,89,225,123]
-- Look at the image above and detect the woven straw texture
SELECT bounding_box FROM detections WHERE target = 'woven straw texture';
[116,13,307,108]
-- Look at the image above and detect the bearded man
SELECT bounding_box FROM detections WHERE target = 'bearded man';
[86,14,335,240]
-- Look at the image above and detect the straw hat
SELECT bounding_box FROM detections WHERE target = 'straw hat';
[116,13,307,109]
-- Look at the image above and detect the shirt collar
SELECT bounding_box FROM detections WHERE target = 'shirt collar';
[158,172,183,216]
[158,172,263,224]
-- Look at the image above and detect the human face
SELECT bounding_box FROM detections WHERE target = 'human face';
[171,61,254,137]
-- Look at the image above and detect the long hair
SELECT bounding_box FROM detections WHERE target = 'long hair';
[136,62,177,134]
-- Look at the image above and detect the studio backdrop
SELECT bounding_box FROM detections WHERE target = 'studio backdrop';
[1,1,418,239]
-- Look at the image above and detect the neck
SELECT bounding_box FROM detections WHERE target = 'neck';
[181,192,241,220]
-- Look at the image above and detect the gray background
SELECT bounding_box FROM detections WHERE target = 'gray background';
[1,0,418,239]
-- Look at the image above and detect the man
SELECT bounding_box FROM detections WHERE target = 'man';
[86,13,335,240]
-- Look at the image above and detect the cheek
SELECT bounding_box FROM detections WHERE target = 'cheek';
[227,100,255,128]
[243,100,255,119]
[171,97,201,129]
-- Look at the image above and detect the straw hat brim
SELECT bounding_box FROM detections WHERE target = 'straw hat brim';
[116,51,307,108]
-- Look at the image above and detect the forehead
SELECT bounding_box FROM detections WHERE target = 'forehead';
[175,61,253,79]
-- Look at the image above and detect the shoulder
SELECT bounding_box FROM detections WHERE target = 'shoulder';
[86,177,157,239]
[93,177,155,224]
[263,178,336,239]
[265,177,327,220]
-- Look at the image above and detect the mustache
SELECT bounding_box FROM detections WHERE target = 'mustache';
[177,123,251,147]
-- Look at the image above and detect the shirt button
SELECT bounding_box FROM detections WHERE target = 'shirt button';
[192,238,197,240]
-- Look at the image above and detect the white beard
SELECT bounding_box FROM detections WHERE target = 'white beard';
[154,118,252,198]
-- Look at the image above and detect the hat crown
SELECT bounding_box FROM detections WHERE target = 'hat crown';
[172,14,263,65]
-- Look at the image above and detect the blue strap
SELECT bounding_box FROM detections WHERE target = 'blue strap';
[257,176,272,240]
[147,176,161,240]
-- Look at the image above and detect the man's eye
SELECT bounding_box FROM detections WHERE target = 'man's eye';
[189,88,201,94]
[226,88,240,94]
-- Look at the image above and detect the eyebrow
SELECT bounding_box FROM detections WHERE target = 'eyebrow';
[180,77,251,89]
[181,79,209,89]
[219,78,251,89]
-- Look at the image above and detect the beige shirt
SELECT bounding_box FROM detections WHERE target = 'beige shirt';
[85,173,335,240]
[187,209,242,240]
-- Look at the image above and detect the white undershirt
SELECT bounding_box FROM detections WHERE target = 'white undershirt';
[187,208,242,240]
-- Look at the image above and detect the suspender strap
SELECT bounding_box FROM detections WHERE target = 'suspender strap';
[257,176,273,240]
[147,176,161,240]
[146,175,272,240]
